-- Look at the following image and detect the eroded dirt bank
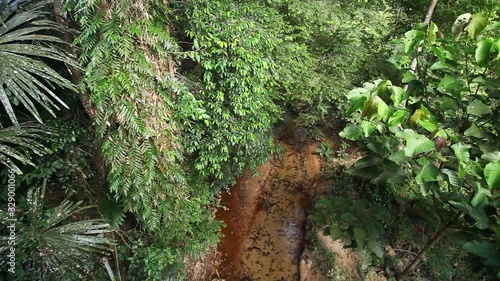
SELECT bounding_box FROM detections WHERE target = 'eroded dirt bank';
[211,142,322,280]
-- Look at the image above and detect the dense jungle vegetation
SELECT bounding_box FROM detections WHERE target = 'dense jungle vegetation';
[0,0,499,280]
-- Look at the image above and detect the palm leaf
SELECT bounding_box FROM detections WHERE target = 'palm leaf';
[0,184,114,276]
[0,122,52,174]
[0,1,78,125]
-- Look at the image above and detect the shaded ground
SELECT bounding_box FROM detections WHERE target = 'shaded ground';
[211,142,323,281]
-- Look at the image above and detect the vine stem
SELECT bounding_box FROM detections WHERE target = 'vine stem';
[397,211,463,280]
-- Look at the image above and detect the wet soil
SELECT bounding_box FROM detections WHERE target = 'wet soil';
[211,142,322,281]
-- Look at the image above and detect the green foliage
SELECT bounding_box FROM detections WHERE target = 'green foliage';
[179,0,281,182]
[0,184,113,281]
[70,0,221,278]
[268,0,402,127]
[0,0,77,125]
[315,142,334,159]
[0,122,52,175]
[98,197,125,228]
[341,12,500,275]
[311,196,390,264]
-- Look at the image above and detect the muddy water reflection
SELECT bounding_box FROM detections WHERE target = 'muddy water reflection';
[213,143,321,281]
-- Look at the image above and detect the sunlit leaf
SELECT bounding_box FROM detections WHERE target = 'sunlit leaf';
[467,100,491,116]
[465,13,489,39]
[404,30,425,53]
[404,132,435,157]
[485,162,500,189]
[388,110,409,127]
[476,39,493,67]
[451,143,470,164]
[339,125,362,141]
[361,120,376,137]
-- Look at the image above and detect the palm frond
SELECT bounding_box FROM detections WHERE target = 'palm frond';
[0,122,52,174]
[0,1,78,125]
[0,184,114,277]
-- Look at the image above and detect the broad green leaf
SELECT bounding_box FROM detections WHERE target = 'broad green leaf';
[349,156,405,185]
[404,30,425,53]
[463,241,500,267]
[404,133,435,157]
[402,71,417,83]
[449,202,489,229]
[330,224,343,240]
[416,158,439,185]
[339,125,362,141]
[430,61,456,71]
[354,227,368,248]
[361,99,377,119]
[441,168,462,189]
[341,212,356,224]
[464,123,489,139]
[467,100,491,116]
[428,22,439,44]
[491,38,500,61]
[471,184,491,208]
[440,96,460,111]
[347,88,370,100]
[482,152,500,163]
[374,80,392,103]
[374,97,389,121]
[465,13,489,39]
[476,39,493,67]
[366,220,384,238]
[409,109,425,127]
[484,162,500,189]
[390,86,406,105]
[418,118,438,132]
[452,143,470,164]
[438,74,462,94]
[347,96,367,117]
[368,239,384,258]
[388,110,409,127]
[388,151,411,165]
[361,121,376,137]
[367,142,385,155]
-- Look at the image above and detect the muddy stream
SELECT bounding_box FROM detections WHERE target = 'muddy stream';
[208,142,323,281]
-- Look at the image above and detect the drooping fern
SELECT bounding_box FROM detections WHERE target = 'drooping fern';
[98,197,125,228]
[69,1,221,275]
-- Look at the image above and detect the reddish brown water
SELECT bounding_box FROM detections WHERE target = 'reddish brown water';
[212,143,322,281]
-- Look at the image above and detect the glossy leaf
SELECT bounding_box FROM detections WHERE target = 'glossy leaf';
[452,143,471,164]
[339,125,362,141]
[485,162,500,189]
[441,168,462,188]
[465,13,489,39]
[404,30,425,53]
[388,110,409,127]
[476,39,493,67]
[404,132,435,157]
[467,100,491,116]
[361,120,376,137]
[390,86,406,105]
[438,74,462,94]
[416,158,439,185]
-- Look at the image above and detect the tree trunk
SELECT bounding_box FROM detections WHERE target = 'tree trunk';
[53,0,96,119]
[408,0,439,75]
[397,211,462,280]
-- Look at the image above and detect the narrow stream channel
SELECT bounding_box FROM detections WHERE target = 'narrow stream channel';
[212,142,322,280]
